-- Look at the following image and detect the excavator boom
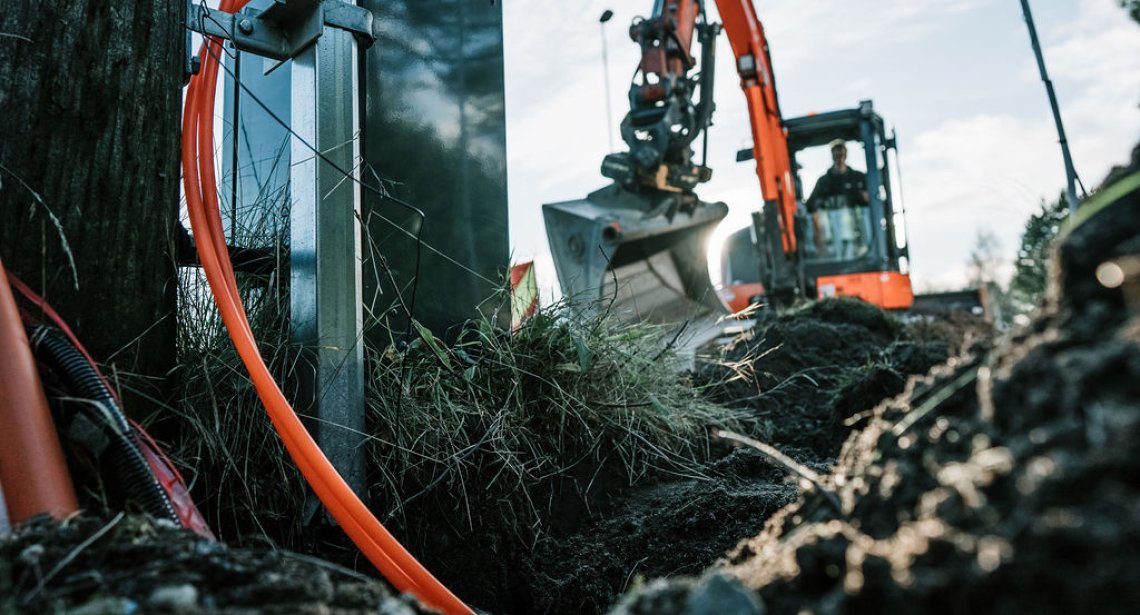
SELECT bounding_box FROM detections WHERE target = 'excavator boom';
[715,0,798,255]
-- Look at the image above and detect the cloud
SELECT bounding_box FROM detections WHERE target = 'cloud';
[1041,0,1140,187]
[741,0,987,68]
[901,113,1060,285]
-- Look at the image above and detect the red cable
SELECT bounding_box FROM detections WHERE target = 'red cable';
[8,271,214,540]
[7,272,120,406]
[183,6,473,614]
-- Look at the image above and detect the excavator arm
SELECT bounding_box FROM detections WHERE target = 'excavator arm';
[543,0,804,325]
[547,0,916,320]
[602,0,718,192]
[714,0,798,255]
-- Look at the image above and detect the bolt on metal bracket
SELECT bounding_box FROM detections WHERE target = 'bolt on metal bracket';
[188,0,376,62]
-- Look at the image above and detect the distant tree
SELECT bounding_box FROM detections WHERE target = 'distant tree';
[966,230,1005,289]
[965,229,1012,327]
[1124,0,1140,23]
[1009,193,1069,314]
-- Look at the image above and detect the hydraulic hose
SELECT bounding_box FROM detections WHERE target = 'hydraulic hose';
[28,325,181,524]
[183,5,472,614]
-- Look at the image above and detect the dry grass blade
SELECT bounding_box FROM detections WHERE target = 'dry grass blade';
[25,513,124,602]
[0,161,79,289]
[715,429,843,515]
[890,366,980,437]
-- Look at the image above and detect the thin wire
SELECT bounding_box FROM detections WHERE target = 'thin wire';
[196,3,240,61]
[198,39,499,296]
[197,41,427,328]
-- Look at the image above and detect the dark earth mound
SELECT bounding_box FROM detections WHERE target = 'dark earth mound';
[2,267,996,615]
[0,297,960,615]
[697,297,961,460]
[612,147,1140,615]
[0,514,430,614]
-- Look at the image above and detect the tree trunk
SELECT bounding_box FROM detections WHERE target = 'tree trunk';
[0,0,182,413]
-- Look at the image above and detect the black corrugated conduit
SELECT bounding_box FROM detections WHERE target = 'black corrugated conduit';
[28,326,179,523]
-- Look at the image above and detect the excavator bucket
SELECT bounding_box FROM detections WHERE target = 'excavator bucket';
[543,184,728,323]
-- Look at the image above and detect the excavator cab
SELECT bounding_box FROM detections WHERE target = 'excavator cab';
[546,1,914,326]
[721,100,914,311]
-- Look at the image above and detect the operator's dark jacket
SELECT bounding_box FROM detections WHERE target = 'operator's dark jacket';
[806,167,867,212]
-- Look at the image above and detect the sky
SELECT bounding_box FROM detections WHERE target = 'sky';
[502,0,1140,296]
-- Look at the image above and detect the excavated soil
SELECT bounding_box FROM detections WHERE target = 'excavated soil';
[0,515,430,614]
[0,295,956,615]
[611,150,1140,614]
[480,298,965,615]
[6,156,1131,614]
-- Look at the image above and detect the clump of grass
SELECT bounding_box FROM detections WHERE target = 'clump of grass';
[169,263,307,546]
[365,302,762,537]
[166,166,306,547]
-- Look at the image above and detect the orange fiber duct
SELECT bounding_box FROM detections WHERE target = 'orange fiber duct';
[0,258,79,524]
[182,5,473,614]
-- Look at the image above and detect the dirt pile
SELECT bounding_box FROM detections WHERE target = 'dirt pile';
[0,514,428,614]
[612,150,1140,614]
[0,282,977,615]
[0,219,996,615]
[0,288,978,615]
[696,298,965,460]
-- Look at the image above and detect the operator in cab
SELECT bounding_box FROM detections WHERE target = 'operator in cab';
[805,139,871,260]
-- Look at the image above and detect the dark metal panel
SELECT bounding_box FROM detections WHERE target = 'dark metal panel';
[360,0,509,338]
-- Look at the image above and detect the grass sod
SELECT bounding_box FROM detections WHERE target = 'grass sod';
[365,304,764,538]
[172,264,761,548]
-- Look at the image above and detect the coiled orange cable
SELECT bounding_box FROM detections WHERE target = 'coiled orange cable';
[182,4,473,613]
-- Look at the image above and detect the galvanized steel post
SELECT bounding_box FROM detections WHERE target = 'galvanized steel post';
[290,5,366,497]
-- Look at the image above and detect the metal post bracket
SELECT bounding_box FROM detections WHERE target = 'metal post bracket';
[189,0,376,61]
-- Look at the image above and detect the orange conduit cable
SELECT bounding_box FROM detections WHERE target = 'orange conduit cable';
[182,6,473,615]
[0,258,80,524]
[185,34,458,612]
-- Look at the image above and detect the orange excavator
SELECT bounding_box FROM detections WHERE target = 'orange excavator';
[544,0,915,320]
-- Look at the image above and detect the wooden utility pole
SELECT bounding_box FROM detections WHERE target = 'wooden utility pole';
[0,0,182,411]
